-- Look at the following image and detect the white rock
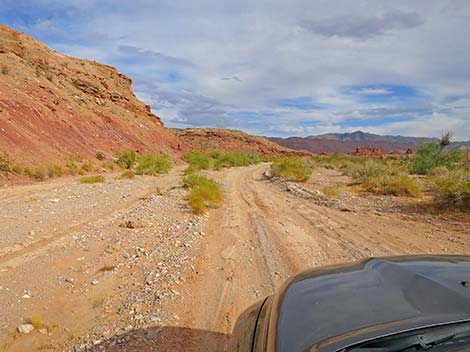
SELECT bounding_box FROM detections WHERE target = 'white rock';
[17,324,34,334]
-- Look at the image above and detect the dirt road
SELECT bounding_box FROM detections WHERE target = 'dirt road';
[1,164,468,351]
[152,163,469,352]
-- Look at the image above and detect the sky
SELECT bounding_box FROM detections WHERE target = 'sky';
[1,0,470,140]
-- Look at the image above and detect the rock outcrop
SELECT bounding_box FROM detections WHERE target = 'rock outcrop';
[0,25,184,165]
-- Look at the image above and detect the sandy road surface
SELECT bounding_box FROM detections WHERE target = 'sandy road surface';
[154,163,470,352]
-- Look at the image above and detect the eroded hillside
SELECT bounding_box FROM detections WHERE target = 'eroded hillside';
[0,25,183,165]
[171,128,309,156]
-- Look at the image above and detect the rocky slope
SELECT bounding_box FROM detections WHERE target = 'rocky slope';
[0,25,184,166]
[171,128,309,156]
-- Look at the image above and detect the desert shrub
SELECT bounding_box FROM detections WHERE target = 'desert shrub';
[81,161,94,173]
[323,184,342,197]
[66,160,79,175]
[95,151,106,161]
[183,152,213,170]
[426,165,449,177]
[213,151,261,169]
[182,173,208,188]
[270,157,312,182]
[48,165,64,178]
[362,175,422,197]
[79,175,105,184]
[34,167,49,181]
[136,152,172,175]
[185,175,223,214]
[184,150,260,171]
[411,143,461,175]
[120,170,135,179]
[102,161,115,170]
[23,167,34,177]
[68,154,84,163]
[115,150,136,169]
[341,160,395,182]
[30,313,43,329]
[431,168,470,211]
[155,186,163,195]
[12,165,24,174]
[0,152,12,173]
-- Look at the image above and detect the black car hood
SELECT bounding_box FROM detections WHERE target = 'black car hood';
[272,256,470,352]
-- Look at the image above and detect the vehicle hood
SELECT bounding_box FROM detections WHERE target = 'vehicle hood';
[273,255,470,352]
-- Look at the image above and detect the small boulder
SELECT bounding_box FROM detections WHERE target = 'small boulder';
[17,324,34,334]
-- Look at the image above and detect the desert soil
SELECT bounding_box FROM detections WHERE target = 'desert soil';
[0,163,468,351]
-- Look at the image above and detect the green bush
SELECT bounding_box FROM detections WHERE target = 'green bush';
[115,150,136,169]
[185,175,223,214]
[342,160,393,182]
[270,157,312,182]
[363,175,422,197]
[0,152,11,173]
[431,168,470,211]
[213,151,261,169]
[120,170,135,179]
[183,152,213,170]
[136,152,172,175]
[182,173,209,188]
[79,175,105,184]
[411,143,461,175]
[184,150,260,171]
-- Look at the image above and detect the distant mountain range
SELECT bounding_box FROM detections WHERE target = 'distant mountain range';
[269,131,469,154]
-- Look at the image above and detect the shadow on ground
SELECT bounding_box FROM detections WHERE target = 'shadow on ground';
[90,325,231,352]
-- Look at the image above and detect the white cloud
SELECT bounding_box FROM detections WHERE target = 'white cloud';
[5,0,470,139]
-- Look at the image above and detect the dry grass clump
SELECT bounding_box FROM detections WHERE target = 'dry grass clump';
[362,175,422,197]
[430,168,469,211]
[29,313,44,329]
[184,174,223,214]
[79,175,105,184]
[270,157,312,182]
[183,150,260,173]
[136,152,172,175]
[120,170,135,179]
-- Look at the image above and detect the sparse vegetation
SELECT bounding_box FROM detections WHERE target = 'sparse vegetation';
[79,175,105,184]
[95,151,106,161]
[410,132,462,175]
[323,184,342,197]
[80,161,94,173]
[136,152,172,175]
[0,151,12,173]
[30,313,44,329]
[115,150,136,169]
[430,168,470,211]
[155,186,163,195]
[270,157,312,182]
[184,150,260,172]
[362,175,422,197]
[184,173,223,214]
[120,170,135,179]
